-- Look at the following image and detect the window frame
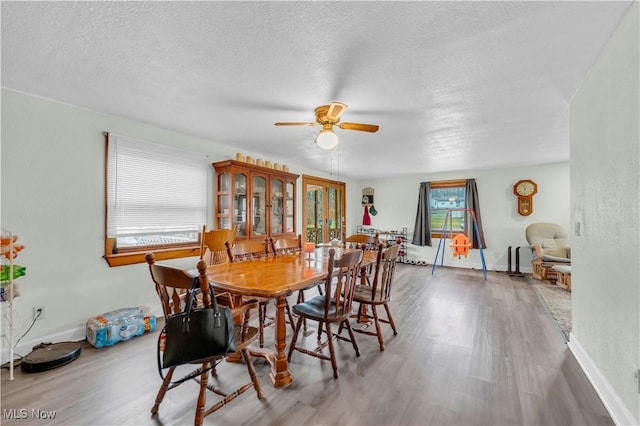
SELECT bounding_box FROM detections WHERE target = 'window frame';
[103,133,207,267]
[429,179,467,238]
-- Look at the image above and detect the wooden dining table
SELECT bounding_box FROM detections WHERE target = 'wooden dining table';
[205,246,378,388]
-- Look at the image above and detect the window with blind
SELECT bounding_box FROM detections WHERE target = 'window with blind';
[105,133,208,260]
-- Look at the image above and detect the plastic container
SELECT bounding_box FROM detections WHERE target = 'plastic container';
[0,264,26,281]
[86,306,156,348]
[0,282,20,301]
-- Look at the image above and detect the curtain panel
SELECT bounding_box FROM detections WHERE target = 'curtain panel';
[411,182,432,246]
[465,179,486,249]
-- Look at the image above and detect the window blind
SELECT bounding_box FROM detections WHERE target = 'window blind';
[106,133,208,243]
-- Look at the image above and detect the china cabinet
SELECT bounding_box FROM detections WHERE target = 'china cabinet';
[212,160,299,242]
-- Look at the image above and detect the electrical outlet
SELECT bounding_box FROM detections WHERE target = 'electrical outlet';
[32,306,45,321]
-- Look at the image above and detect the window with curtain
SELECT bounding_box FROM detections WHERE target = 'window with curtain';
[106,133,208,252]
[412,179,486,248]
[430,180,467,235]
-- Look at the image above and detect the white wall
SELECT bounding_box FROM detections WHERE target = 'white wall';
[1,88,571,356]
[0,89,356,355]
[354,162,570,272]
[569,2,639,424]
[2,8,636,422]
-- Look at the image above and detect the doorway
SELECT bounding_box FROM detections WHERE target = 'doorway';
[302,175,346,244]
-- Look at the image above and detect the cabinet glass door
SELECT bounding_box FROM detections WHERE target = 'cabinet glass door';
[252,175,267,237]
[270,179,284,235]
[217,172,231,230]
[234,173,247,237]
[285,182,295,233]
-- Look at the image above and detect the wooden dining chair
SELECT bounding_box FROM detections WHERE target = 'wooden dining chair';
[200,225,237,265]
[344,233,377,249]
[269,235,323,333]
[226,239,294,347]
[269,234,302,256]
[225,239,269,262]
[344,233,378,283]
[288,248,364,379]
[270,234,324,298]
[352,243,400,350]
[145,253,263,426]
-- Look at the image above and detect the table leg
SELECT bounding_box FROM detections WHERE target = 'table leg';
[224,294,292,387]
[357,265,371,323]
[229,295,292,387]
[269,295,293,387]
[225,293,247,363]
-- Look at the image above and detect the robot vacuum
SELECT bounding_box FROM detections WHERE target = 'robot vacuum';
[21,342,81,373]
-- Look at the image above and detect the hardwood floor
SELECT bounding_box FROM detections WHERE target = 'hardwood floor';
[1,265,612,425]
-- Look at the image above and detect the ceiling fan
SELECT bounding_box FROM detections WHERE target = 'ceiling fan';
[274,102,379,149]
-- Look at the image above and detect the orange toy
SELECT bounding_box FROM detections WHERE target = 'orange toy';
[1,244,24,260]
[450,234,471,258]
[1,236,24,260]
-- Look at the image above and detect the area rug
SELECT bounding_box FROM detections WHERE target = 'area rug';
[529,277,572,341]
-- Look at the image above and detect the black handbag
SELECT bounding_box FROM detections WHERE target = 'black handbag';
[161,279,236,369]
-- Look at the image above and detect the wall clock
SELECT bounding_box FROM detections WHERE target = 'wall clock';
[513,179,537,216]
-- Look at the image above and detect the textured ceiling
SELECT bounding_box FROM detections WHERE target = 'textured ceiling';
[1,1,632,179]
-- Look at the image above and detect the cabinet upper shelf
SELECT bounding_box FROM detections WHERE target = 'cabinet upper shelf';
[213,159,300,180]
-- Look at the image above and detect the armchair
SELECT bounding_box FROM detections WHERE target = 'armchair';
[525,222,571,283]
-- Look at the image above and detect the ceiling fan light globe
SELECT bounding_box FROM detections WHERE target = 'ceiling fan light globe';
[315,129,339,149]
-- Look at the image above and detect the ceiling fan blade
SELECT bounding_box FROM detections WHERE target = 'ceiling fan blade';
[326,102,348,122]
[274,122,318,127]
[338,122,379,133]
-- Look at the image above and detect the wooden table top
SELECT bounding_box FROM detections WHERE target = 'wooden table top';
[206,247,377,299]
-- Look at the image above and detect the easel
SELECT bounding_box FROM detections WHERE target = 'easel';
[431,208,487,280]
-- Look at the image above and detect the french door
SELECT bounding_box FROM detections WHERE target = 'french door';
[302,175,346,245]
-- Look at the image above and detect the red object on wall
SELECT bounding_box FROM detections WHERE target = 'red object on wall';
[362,205,371,225]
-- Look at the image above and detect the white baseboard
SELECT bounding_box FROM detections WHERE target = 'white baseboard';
[1,303,164,365]
[404,258,533,274]
[568,333,639,426]
[1,324,86,365]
